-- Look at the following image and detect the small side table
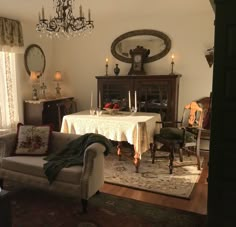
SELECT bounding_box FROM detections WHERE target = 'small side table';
[0,189,12,227]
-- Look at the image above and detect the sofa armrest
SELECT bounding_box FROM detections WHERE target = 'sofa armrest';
[80,142,106,199]
[0,133,17,158]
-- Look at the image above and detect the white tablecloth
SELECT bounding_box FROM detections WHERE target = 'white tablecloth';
[61,110,161,159]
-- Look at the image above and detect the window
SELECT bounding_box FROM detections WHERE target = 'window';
[0,51,19,130]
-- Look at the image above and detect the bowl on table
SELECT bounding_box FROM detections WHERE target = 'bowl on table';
[103,108,119,115]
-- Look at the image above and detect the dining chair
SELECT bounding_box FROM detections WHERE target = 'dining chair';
[196,96,211,152]
[57,99,77,131]
[150,101,203,174]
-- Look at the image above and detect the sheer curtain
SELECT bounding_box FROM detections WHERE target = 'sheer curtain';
[0,17,23,131]
[0,51,19,130]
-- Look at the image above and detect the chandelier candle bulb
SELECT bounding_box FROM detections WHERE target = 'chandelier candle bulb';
[42,7,45,20]
[88,9,91,21]
[80,5,82,17]
[134,91,137,110]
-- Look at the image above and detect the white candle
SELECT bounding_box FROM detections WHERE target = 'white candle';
[42,7,45,20]
[128,90,131,109]
[171,54,174,60]
[134,90,137,110]
[79,5,82,17]
[90,91,93,108]
[99,91,101,109]
[88,9,91,21]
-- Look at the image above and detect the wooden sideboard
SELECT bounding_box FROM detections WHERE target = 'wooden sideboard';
[24,97,74,131]
[96,75,181,122]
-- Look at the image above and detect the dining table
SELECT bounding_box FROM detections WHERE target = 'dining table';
[60,110,161,172]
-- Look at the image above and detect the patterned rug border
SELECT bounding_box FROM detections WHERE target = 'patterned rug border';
[105,175,200,200]
[104,147,203,199]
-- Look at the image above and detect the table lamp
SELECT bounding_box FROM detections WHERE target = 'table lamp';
[30,71,39,100]
[54,71,62,97]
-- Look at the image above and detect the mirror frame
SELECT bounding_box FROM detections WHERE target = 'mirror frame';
[111,29,171,63]
[24,44,46,76]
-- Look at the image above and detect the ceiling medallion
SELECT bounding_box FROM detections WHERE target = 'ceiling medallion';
[36,0,94,39]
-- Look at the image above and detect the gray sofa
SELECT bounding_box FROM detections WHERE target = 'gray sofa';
[0,131,107,212]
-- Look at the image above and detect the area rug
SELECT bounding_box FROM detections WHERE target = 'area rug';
[104,146,203,199]
[5,186,206,227]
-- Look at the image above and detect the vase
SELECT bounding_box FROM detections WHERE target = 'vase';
[114,64,120,76]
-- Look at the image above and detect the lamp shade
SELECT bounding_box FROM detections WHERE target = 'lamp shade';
[30,71,38,82]
[54,71,62,81]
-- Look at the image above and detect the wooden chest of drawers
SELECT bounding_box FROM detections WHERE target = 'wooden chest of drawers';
[24,97,74,131]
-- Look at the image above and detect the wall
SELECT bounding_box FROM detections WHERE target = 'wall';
[14,0,215,122]
[49,1,215,119]
[15,21,53,122]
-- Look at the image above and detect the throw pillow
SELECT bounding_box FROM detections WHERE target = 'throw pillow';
[15,123,52,155]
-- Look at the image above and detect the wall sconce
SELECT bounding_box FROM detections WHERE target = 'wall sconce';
[54,71,62,97]
[205,48,214,67]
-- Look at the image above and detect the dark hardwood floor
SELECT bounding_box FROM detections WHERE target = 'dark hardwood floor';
[101,152,208,215]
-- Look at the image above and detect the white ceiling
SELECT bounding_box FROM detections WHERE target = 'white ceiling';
[0,0,213,24]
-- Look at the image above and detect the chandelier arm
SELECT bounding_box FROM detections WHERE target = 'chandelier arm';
[36,0,94,38]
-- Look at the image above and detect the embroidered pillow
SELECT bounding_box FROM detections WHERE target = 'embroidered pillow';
[15,123,52,155]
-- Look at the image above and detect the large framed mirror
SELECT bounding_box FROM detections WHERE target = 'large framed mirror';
[24,44,46,75]
[111,29,171,63]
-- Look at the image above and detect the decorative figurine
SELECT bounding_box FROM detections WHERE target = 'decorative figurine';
[40,82,47,99]
[32,88,38,100]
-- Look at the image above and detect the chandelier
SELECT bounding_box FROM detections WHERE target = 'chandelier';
[36,0,94,38]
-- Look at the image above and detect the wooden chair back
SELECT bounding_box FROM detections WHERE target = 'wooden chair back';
[181,101,203,128]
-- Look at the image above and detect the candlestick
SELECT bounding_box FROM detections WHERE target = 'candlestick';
[98,91,101,109]
[88,9,91,21]
[105,58,108,76]
[128,90,131,110]
[40,82,47,99]
[90,91,93,108]
[134,90,137,111]
[79,5,82,17]
[42,7,45,20]
[170,54,175,75]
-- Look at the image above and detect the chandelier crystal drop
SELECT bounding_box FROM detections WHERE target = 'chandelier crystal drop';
[36,0,94,39]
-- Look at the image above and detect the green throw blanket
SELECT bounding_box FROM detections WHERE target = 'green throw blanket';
[44,133,113,184]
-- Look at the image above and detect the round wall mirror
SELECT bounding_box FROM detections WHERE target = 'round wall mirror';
[24,44,46,75]
[111,29,171,63]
